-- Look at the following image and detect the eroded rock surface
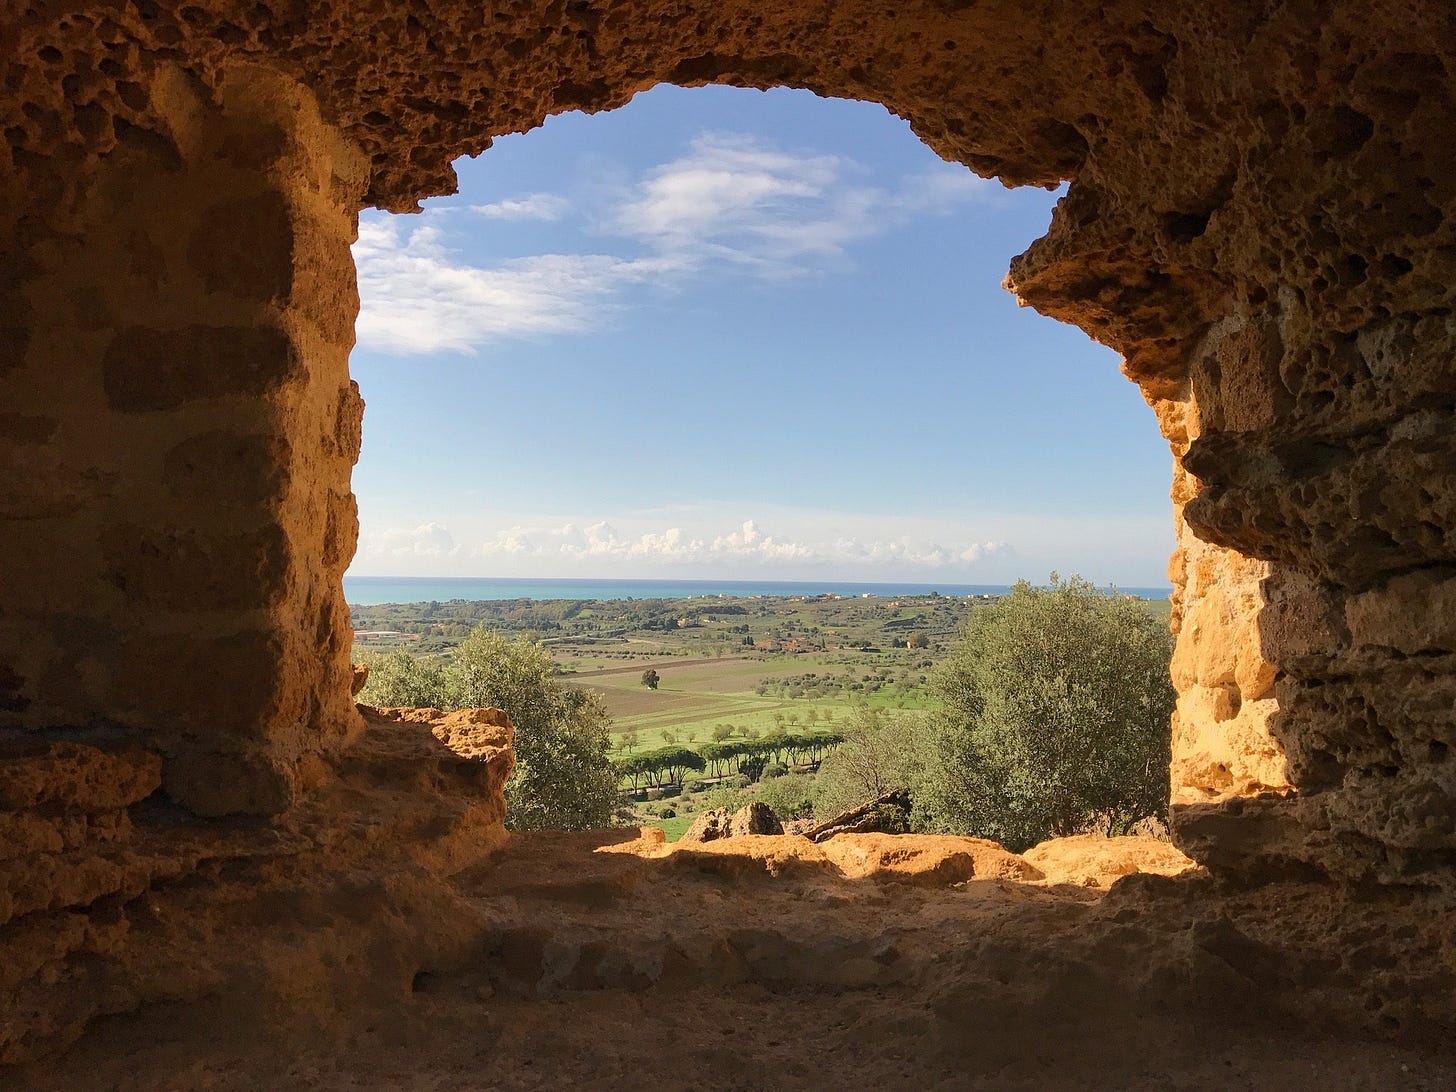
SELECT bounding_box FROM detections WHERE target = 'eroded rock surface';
[679,801,784,843]
[2,0,1451,881]
[10,826,1456,1091]
[2,0,1456,1075]
[1,0,1453,877]
[0,707,512,1065]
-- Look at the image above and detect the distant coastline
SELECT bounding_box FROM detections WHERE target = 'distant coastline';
[343,575,1174,607]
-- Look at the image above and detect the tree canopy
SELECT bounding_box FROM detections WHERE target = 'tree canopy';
[358,629,619,831]
[920,575,1174,850]
[813,704,925,820]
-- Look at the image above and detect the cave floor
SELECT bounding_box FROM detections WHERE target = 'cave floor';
[13,829,1456,1091]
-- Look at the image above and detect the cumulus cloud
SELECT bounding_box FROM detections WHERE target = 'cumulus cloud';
[353,134,999,354]
[358,522,460,561]
[468,517,1004,571]
[470,193,570,221]
[824,536,1009,567]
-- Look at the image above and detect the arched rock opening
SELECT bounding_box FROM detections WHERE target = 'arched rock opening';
[2,0,1456,1058]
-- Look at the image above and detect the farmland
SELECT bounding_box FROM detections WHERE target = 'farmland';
[350,589,1169,755]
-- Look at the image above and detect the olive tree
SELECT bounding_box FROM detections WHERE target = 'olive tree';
[357,629,619,831]
[921,575,1174,850]
[812,704,925,819]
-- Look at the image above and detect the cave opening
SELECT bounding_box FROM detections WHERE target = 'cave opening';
[5,1,1455,1072]
[342,83,1184,843]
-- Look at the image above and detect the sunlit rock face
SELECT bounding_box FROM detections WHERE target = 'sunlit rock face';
[1,0,1454,1065]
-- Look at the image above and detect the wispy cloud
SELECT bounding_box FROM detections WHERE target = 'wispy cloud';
[470,193,570,221]
[610,134,881,268]
[352,134,999,355]
[352,217,685,354]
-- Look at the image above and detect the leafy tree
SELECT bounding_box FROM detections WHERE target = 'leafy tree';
[699,741,731,778]
[921,575,1174,850]
[355,649,445,709]
[755,772,816,821]
[360,629,619,832]
[813,705,925,819]
[621,745,706,787]
[641,669,660,690]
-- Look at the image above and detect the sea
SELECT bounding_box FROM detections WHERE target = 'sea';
[343,576,1174,606]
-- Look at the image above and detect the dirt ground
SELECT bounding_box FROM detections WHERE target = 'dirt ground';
[14,829,1456,1092]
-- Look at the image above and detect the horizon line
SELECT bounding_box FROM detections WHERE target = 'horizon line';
[343,574,1175,591]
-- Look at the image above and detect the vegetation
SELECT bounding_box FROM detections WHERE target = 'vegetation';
[919,575,1174,850]
[351,581,1175,844]
[619,745,706,789]
[358,629,619,831]
[812,705,926,819]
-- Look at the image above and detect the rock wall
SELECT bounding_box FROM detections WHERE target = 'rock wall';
[1,0,1455,1062]
[0,706,514,1064]
[1,56,367,815]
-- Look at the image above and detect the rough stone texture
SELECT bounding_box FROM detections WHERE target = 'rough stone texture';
[1023,833,1198,889]
[678,800,784,843]
[10,828,1456,1090]
[0,56,368,816]
[2,0,1453,877]
[0,706,512,1065]
[3,0,1456,1072]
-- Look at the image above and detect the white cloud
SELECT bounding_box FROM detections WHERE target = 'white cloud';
[611,134,880,267]
[352,216,685,354]
[467,517,1001,571]
[470,193,570,221]
[897,165,1002,214]
[352,134,999,355]
[348,506,1175,585]
[358,522,460,561]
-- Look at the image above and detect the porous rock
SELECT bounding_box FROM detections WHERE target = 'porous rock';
[2,0,1456,1071]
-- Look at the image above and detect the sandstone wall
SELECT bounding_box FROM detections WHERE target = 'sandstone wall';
[2,3,1456,1064]
[1,0,1453,879]
[1,55,367,815]
[0,707,514,1064]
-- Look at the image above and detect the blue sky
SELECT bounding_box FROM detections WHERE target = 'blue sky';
[347,85,1174,587]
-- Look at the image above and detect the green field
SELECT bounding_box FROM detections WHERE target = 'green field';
[350,589,1173,760]
[570,651,931,756]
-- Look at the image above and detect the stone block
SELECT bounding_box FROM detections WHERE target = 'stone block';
[102,324,303,412]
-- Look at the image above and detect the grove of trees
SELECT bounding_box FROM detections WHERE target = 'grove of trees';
[355,576,1175,849]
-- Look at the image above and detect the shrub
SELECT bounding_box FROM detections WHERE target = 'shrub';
[812,705,926,820]
[357,632,618,832]
[921,575,1174,851]
[762,762,789,779]
[755,772,816,821]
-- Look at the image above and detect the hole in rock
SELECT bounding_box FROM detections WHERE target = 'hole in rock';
[343,85,1177,852]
